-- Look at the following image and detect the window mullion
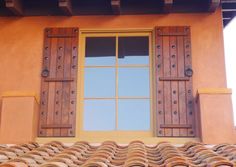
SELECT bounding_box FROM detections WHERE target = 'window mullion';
[115,35,119,130]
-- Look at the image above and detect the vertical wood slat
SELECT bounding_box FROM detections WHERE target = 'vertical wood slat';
[170,27,179,137]
[155,26,195,137]
[61,28,72,137]
[184,27,195,136]
[163,27,172,137]
[70,28,78,137]
[53,28,65,136]
[177,27,188,137]
[47,28,58,137]
[39,27,78,137]
[156,27,164,137]
[38,29,51,136]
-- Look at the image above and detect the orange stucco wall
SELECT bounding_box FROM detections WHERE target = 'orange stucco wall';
[0,8,235,143]
[0,96,38,144]
[198,90,235,144]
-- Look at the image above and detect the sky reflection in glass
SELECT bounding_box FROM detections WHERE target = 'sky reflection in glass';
[84,68,116,98]
[84,36,150,131]
[118,99,150,130]
[84,100,116,131]
[118,68,150,97]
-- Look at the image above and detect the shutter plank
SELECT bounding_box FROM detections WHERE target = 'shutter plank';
[61,28,72,137]
[38,29,51,137]
[46,28,58,137]
[177,27,188,137]
[156,27,164,136]
[53,28,65,136]
[163,27,172,137]
[184,27,195,136]
[170,27,179,137]
[69,28,78,137]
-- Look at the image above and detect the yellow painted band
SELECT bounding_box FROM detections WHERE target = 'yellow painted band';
[198,88,232,94]
[1,91,40,104]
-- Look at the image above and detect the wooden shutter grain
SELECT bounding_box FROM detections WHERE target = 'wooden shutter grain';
[155,26,195,137]
[38,27,78,137]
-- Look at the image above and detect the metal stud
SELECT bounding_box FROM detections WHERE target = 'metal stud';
[73,46,77,50]
[70,111,73,115]
[158,90,161,94]
[71,90,75,94]
[157,45,161,49]
[59,46,63,50]
[58,65,61,69]
[172,55,175,58]
[71,101,74,104]
[172,45,175,49]
[172,64,175,68]
[72,56,76,59]
[174,100,177,104]
[158,111,162,114]
[174,111,177,115]
[173,90,176,94]
[158,101,161,104]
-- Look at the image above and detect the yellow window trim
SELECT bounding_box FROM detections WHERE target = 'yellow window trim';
[77,30,154,138]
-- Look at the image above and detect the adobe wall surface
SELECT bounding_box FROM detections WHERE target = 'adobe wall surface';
[0,8,235,143]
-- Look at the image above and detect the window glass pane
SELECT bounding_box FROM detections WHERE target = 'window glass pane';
[118,68,150,97]
[85,37,116,66]
[84,100,116,131]
[84,68,115,97]
[118,37,149,65]
[118,99,150,130]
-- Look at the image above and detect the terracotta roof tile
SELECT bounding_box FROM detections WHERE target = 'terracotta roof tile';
[0,141,235,167]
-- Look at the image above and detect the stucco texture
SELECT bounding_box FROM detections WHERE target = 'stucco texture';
[0,8,235,143]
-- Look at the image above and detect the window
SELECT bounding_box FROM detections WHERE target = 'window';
[83,34,151,131]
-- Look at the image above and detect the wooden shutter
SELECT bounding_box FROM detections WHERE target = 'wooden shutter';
[38,27,78,137]
[155,26,195,137]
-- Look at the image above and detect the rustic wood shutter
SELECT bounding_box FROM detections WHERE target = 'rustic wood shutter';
[155,26,195,137]
[38,27,78,137]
